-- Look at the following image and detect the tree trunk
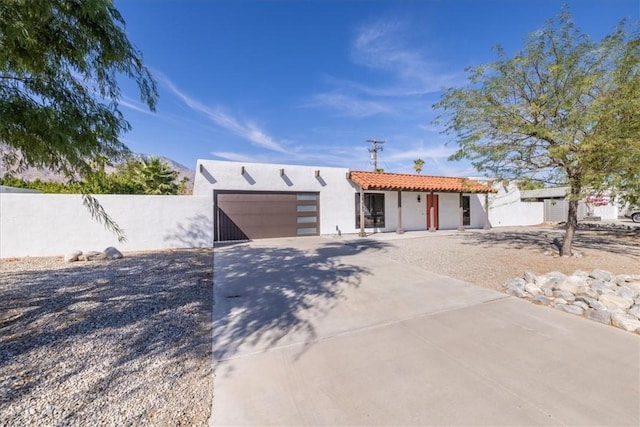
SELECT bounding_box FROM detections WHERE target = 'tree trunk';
[561,183,581,256]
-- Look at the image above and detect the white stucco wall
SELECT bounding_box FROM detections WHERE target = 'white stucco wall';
[194,159,360,235]
[486,182,544,227]
[0,193,213,258]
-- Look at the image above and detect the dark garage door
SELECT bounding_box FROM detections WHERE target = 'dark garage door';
[214,191,320,241]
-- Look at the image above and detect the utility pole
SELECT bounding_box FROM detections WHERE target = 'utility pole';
[367,139,385,171]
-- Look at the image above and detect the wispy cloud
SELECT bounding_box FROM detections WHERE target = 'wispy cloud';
[351,20,462,95]
[158,74,289,154]
[305,92,392,117]
[306,19,462,118]
[119,96,156,115]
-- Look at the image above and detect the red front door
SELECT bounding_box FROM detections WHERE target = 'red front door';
[426,194,439,229]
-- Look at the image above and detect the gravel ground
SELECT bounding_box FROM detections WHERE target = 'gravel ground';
[383,224,640,290]
[0,249,213,427]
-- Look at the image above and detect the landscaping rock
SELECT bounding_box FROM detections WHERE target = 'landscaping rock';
[590,269,614,282]
[611,313,640,333]
[575,286,599,300]
[506,287,528,298]
[558,304,584,316]
[552,290,575,302]
[554,276,585,293]
[523,271,537,284]
[524,283,543,296]
[82,251,107,261]
[628,305,640,320]
[104,247,124,260]
[531,296,552,306]
[573,301,589,311]
[616,286,638,300]
[64,250,82,263]
[536,271,566,288]
[505,270,640,334]
[591,280,615,295]
[584,309,612,325]
[599,294,634,311]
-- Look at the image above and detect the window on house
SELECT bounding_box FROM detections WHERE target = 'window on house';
[355,193,385,228]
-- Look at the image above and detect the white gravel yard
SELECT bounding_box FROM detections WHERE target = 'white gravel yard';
[0,249,213,427]
[381,224,640,290]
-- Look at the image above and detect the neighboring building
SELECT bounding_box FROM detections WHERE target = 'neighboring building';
[520,187,619,221]
[193,160,500,242]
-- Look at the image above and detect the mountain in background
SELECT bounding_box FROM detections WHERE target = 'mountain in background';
[0,152,196,191]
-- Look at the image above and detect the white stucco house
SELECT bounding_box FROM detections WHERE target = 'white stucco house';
[193,159,539,242]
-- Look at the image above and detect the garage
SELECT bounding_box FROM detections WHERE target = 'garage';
[214,191,320,241]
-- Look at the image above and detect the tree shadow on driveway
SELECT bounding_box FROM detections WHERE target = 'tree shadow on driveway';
[212,240,389,366]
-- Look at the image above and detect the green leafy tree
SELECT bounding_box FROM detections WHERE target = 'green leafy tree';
[0,0,157,241]
[413,158,425,174]
[434,9,640,256]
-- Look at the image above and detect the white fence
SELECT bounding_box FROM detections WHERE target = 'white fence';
[0,193,213,258]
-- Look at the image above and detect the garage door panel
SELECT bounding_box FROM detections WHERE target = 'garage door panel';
[215,192,319,241]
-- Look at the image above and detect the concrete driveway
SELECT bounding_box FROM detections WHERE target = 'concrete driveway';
[211,236,639,426]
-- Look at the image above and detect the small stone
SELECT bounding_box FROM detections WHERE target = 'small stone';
[575,286,599,300]
[524,283,543,296]
[553,290,576,302]
[531,296,552,306]
[590,269,614,282]
[83,250,101,260]
[616,286,639,300]
[573,301,589,311]
[104,247,124,260]
[611,313,640,332]
[599,294,634,311]
[572,270,590,278]
[584,309,612,325]
[553,298,568,306]
[506,287,528,298]
[523,271,537,284]
[628,305,640,320]
[558,304,584,315]
[592,280,615,295]
[504,278,526,290]
[64,250,82,263]
[624,281,640,293]
[537,271,566,288]
[543,287,554,297]
[554,276,586,293]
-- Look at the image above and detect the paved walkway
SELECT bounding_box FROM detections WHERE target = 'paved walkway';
[211,236,640,426]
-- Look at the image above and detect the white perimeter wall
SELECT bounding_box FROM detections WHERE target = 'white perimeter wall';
[1,193,213,258]
[486,182,544,227]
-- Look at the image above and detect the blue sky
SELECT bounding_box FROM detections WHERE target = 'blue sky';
[115,0,639,176]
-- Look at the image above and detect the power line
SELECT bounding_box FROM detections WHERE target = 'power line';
[367,139,385,172]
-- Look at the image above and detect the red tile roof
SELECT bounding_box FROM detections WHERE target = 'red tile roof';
[349,171,496,193]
